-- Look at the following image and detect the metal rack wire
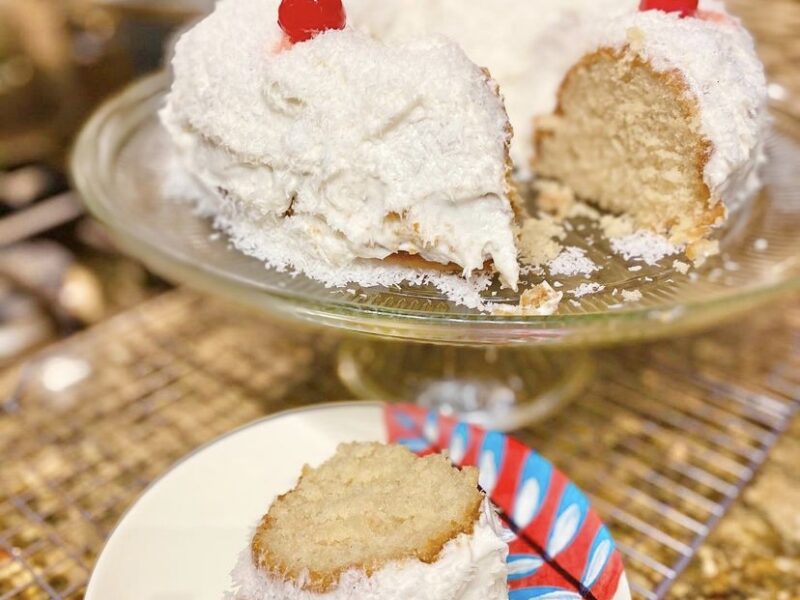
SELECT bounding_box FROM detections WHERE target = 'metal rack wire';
[0,289,798,599]
[519,343,800,599]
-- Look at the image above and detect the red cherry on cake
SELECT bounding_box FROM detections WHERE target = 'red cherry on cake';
[639,0,699,17]
[278,0,346,44]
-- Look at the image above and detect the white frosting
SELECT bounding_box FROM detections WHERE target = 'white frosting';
[163,0,768,294]
[346,0,632,175]
[346,0,768,210]
[227,498,509,600]
[162,0,519,289]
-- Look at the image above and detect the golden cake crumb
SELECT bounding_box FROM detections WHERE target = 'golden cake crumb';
[599,214,636,239]
[491,282,562,316]
[251,443,483,593]
[673,260,691,275]
[686,239,720,266]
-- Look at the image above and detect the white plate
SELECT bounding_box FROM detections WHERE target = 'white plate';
[86,402,630,600]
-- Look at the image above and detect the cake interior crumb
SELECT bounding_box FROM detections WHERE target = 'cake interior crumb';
[517,214,566,267]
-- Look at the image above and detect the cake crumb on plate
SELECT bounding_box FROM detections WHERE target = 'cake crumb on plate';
[672,260,691,275]
[491,282,562,316]
[622,289,643,303]
[687,239,720,266]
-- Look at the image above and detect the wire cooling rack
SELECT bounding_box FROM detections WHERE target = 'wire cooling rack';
[0,289,798,599]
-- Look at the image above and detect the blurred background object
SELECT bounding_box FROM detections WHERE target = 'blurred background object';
[0,0,197,366]
[1,0,129,166]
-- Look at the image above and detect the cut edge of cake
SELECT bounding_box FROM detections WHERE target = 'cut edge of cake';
[533,44,728,248]
[250,442,485,594]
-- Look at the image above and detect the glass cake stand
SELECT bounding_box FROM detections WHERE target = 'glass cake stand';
[70,73,800,429]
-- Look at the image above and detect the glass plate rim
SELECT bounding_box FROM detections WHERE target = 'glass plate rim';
[70,72,800,345]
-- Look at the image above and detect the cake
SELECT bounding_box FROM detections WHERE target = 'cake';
[345,0,628,174]
[532,4,768,247]
[162,0,769,299]
[346,0,769,247]
[228,442,509,599]
[161,0,521,291]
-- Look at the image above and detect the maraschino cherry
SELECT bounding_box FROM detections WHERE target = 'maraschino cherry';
[639,0,699,18]
[278,0,346,44]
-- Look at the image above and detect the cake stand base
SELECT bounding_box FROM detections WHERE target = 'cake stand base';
[337,340,594,431]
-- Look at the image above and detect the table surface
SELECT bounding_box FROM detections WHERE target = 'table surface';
[635,3,800,593]
[671,415,800,599]
[0,288,798,599]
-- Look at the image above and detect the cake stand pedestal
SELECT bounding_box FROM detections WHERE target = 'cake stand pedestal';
[71,74,800,429]
[338,340,593,430]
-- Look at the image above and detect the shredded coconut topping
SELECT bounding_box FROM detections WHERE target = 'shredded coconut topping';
[611,231,682,266]
[569,283,606,298]
[548,247,601,277]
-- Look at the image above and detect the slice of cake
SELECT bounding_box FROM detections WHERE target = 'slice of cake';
[161,0,520,290]
[229,442,509,599]
[532,3,769,247]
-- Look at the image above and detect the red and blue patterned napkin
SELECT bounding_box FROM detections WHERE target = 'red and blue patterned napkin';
[385,404,626,600]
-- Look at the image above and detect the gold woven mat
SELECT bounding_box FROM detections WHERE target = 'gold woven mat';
[0,288,798,599]
[730,0,800,124]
